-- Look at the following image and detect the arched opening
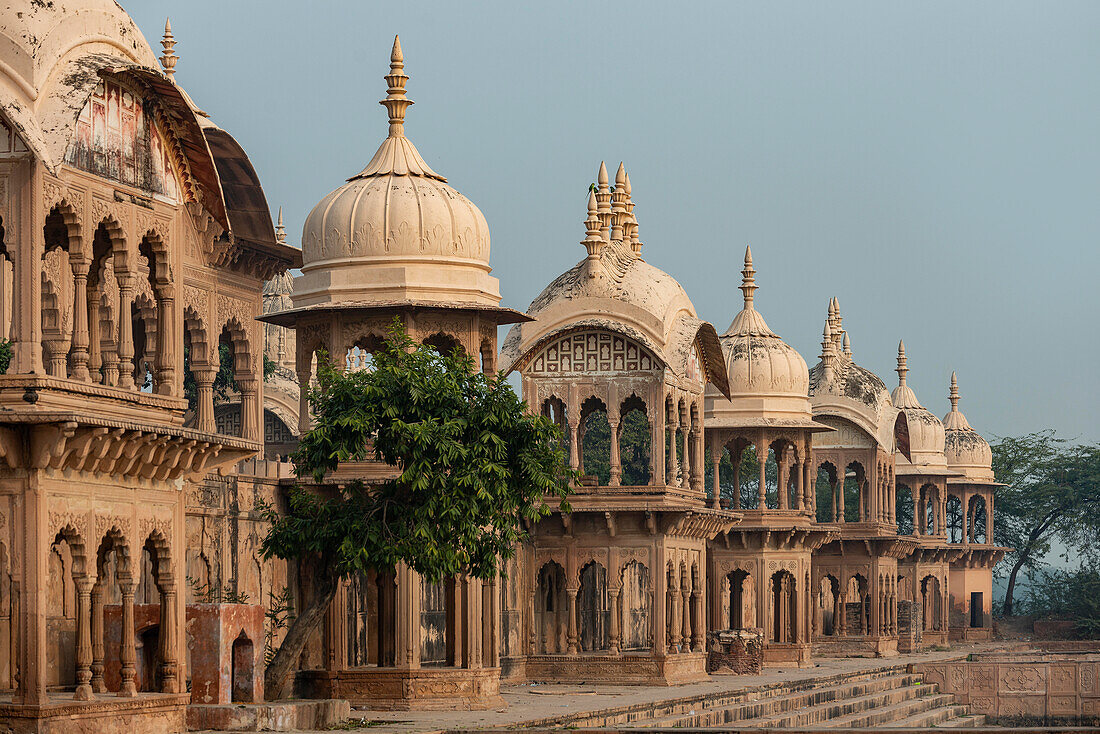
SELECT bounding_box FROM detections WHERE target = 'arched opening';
[345,334,383,373]
[578,561,608,652]
[479,337,495,374]
[132,293,157,392]
[896,483,914,535]
[921,575,943,631]
[848,575,869,635]
[345,569,396,667]
[726,569,754,629]
[946,494,963,543]
[423,332,462,358]
[816,462,839,522]
[770,570,797,643]
[420,577,452,666]
[137,625,159,692]
[920,484,939,536]
[844,462,866,522]
[92,529,131,694]
[535,562,566,654]
[41,206,74,377]
[735,443,761,509]
[230,632,255,702]
[620,561,650,651]
[540,396,570,463]
[969,495,988,543]
[578,396,610,486]
[47,533,79,690]
[618,394,651,486]
[819,575,840,636]
[763,447,780,509]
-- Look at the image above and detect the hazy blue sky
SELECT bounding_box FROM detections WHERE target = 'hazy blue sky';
[128,1,1099,442]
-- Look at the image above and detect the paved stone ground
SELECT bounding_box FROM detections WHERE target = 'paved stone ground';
[241,642,1009,733]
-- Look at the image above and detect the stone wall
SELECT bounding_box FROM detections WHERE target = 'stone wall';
[913,657,1100,725]
[706,629,763,675]
[897,599,922,652]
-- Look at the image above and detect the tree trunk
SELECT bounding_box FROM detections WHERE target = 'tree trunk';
[1003,555,1028,617]
[264,557,340,701]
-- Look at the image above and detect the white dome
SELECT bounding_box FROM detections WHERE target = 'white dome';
[294,37,500,309]
[706,248,814,427]
[943,372,994,481]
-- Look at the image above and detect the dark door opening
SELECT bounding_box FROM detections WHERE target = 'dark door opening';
[970,592,983,628]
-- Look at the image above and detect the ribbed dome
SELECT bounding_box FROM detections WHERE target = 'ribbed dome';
[891,341,948,470]
[706,248,813,426]
[294,36,500,309]
[943,372,994,481]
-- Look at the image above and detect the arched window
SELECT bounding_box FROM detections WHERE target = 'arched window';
[535,562,566,654]
[896,483,914,535]
[816,462,838,522]
[578,561,609,652]
[579,397,610,486]
[618,395,651,486]
[620,561,650,651]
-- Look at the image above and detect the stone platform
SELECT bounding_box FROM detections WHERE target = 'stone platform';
[186,699,350,731]
[0,692,188,734]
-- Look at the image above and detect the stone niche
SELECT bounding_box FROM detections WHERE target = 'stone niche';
[186,603,266,705]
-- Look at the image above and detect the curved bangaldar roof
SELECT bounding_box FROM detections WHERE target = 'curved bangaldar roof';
[293,36,501,311]
[943,372,995,483]
[704,247,819,429]
[809,297,899,449]
[500,162,729,396]
[891,341,950,475]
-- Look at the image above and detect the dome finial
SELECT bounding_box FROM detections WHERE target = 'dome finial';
[582,190,605,278]
[949,371,960,412]
[739,245,758,308]
[611,163,628,241]
[275,206,286,245]
[596,161,612,240]
[896,340,908,387]
[381,35,413,138]
[160,18,178,77]
[842,331,851,359]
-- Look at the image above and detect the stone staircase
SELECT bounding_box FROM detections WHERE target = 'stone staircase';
[625,668,981,730]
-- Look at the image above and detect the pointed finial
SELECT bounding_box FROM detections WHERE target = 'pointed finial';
[842,332,851,358]
[739,246,758,308]
[380,35,413,138]
[596,161,612,240]
[275,207,286,245]
[896,340,908,386]
[949,371,960,411]
[160,18,178,77]
[820,322,836,378]
[583,189,605,276]
[610,162,628,241]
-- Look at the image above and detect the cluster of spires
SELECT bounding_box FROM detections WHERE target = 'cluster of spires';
[582,161,642,277]
[818,297,851,380]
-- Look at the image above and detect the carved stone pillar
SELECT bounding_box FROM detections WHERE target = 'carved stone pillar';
[608,416,621,487]
[608,587,621,654]
[158,580,181,693]
[710,440,721,509]
[239,378,260,441]
[692,591,704,652]
[668,583,681,652]
[913,493,920,536]
[296,367,311,435]
[116,273,136,390]
[90,581,106,693]
[194,367,217,433]
[778,451,789,509]
[566,588,578,654]
[794,459,804,510]
[568,421,581,475]
[155,291,176,395]
[680,577,691,651]
[836,474,845,522]
[70,258,91,381]
[87,287,102,382]
[731,458,741,510]
[680,421,691,489]
[74,575,93,700]
[118,579,137,697]
[667,413,680,488]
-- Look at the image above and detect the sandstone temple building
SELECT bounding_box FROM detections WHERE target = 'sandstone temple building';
[0,2,1007,729]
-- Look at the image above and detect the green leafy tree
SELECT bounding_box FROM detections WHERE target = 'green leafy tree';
[259,321,573,699]
[992,431,1100,615]
[577,409,651,486]
[1023,562,1100,637]
[183,342,241,413]
[0,339,11,374]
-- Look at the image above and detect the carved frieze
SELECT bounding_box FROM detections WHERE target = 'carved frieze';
[530,331,658,375]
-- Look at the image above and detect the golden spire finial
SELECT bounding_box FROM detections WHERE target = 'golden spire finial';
[739,246,757,309]
[160,18,178,77]
[380,35,412,138]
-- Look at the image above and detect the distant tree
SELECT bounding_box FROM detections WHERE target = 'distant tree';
[992,431,1100,615]
[183,342,247,414]
[578,409,652,486]
[1023,562,1100,637]
[259,321,573,699]
[0,339,11,374]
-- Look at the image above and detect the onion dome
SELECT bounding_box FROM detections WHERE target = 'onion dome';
[705,248,816,427]
[294,36,500,309]
[500,162,728,394]
[943,372,995,481]
[808,298,896,448]
[891,341,948,470]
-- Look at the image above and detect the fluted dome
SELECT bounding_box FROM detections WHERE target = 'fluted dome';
[809,300,899,450]
[705,248,815,427]
[943,372,994,481]
[294,37,500,310]
[500,162,728,393]
[891,342,948,470]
